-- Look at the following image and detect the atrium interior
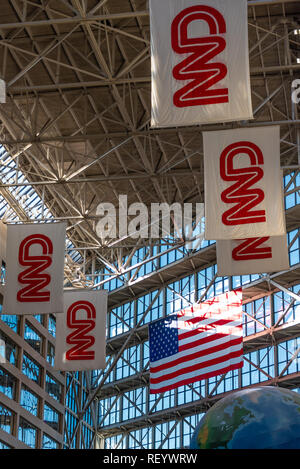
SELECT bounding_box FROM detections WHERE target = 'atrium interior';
[0,0,299,449]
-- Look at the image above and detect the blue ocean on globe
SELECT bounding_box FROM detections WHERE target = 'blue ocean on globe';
[190,386,300,449]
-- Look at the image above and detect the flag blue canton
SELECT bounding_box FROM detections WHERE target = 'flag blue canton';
[149,315,179,362]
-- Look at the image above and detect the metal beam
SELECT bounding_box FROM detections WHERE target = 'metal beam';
[9,77,151,93]
[248,0,298,5]
[8,63,300,95]
[65,137,133,181]
[0,11,150,30]
[269,280,300,302]
[0,170,201,188]
[2,119,300,145]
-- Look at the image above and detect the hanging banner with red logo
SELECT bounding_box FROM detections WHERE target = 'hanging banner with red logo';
[150,0,252,128]
[203,126,286,240]
[217,235,290,276]
[54,290,107,372]
[3,222,66,315]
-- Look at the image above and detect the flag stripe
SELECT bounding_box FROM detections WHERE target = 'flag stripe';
[178,308,242,323]
[150,343,243,382]
[149,360,244,394]
[151,337,242,374]
[151,329,241,369]
[179,327,242,352]
[179,319,242,343]
[178,317,240,335]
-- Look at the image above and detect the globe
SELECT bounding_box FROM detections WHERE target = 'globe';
[190,386,300,449]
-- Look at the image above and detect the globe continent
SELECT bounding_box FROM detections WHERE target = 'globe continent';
[190,386,300,449]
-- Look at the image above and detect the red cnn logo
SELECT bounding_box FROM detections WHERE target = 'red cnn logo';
[66,301,96,361]
[220,141,266,226]
[17,234,53,303]
[232,237,272,261]
[171,5,228,108]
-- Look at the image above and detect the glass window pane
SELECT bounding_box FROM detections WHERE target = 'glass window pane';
[20,386,39,416]
[0,313,19,333]
[18,418,37,448]
[0,367,16,399]
[24,322,43,354]
[47,342,55,367]
[42,434,59,449]
[48,315,56,337]
[0,404,13,434]
[44,403,60,432]
[0,331,18,365]
[46,373,62,402]
[22,353,41,385]
[0,440,11,449]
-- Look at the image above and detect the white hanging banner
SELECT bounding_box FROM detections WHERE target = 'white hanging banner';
[217,235,290,276]
[204,126,286,240]
[150,0,252,128]
[3,222,66,315]
[54,290,107,372]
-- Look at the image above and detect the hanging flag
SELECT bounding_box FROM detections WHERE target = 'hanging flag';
[150,0,252,128]
[2,222,66,315]
[149,290,243,394]
[203,126,286,240]
[54,290,107,372]
[217,235,290,276]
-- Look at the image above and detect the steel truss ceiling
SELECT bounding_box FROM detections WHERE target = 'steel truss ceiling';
[0,0,299,449]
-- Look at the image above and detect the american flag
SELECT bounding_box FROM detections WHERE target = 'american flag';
[149,290,243,394]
